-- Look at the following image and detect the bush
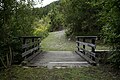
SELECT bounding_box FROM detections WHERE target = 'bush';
[100,0,120,68]
[33,16,50,39]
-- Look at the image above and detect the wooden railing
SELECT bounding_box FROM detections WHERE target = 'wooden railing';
[75,36,98,66]
[19,36,41,61]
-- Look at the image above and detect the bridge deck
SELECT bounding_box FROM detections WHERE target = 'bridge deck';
[27,51,90,69]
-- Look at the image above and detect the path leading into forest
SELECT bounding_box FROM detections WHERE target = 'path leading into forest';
[41,30,109,51]
[41,30,76,51]
[27,30,90,69]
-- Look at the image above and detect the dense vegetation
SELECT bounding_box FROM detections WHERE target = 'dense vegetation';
[60,0,101,37]
[0,0,120,70]
[0,0,48,68]
[44,0,120,68]
[59,0,120,68]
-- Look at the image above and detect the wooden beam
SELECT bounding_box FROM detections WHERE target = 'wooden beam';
[75,51,96,66]
[19,36,41,39]
[24,51,41,62]
[77,37,80,51]
[76,36,97,39]
[76,41,96,48]
[80,48,96,58]
[22,46,39,57]
[22,40,41,49]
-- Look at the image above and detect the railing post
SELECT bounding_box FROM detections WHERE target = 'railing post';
[38,38,40,51]
[23,37,26,59]
[91,39,95,52]
[91,39,95,60]
[32,38,34,48]
[83,38,85,54]
[77,37,80,51]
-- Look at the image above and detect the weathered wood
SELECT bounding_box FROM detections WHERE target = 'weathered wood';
[76,36,97,66]
[16,36,42,63]
[76,41,96,48]
[77,37,80,51]
[25,51,41,62]
[37,39,41,50]
[76,36,97,39]
[91,39,96,60]
[22,46,39,57]
[75,51,96,66]
[91,39,95,52]
[22,40,40,49]
[22,38,26,54]
[83,38,85,54]
[32,38,34,48]
[27,51,90,68]
[19,36,41,38]
[80,48,96,58]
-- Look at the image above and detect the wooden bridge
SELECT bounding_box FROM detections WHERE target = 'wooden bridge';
[18,36,98,69]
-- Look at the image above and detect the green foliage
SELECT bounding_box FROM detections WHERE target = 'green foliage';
[33,16,50,39]
[0,0,43,68]
[60,0,101,37]
[59,0,120,68]
[1,0,120,69]
[47,1,63,32]
[33,1,63,32]
[99,0,120,68]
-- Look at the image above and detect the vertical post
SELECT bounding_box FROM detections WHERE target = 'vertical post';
[77,37,80,51]
[23,38,26,50]
[38,38,40,51]
[91,39,95,61]
[32,38,34,54]
[91,39,95,53]
[23,37,26,59]
[83,38,85,54]
[32,38,34,48]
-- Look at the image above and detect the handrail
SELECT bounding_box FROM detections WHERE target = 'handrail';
[76,36,98,66]
[76,41,96,48]
[19,36,42,61]
[76,36,97,39]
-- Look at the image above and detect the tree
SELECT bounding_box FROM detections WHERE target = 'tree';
[100,0,120,68]
[48,3,63,31]
[0,0,42,68]
[60,0,101,37]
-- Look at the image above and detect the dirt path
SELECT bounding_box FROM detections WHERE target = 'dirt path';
[41,30,76,51]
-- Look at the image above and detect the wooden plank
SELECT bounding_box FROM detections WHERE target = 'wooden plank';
[22,46,39,57]
[80,48,96,58]
[77,37,80,51]
[76,36,97,39]
[76,41,96,48]
[75,51,96,66]
[19,36,41,38]
[91,39,95,52]
[22,40,40,49]
[83,38,85,50]
[25,50,42,61]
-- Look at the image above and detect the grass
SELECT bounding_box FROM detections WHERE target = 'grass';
[0,65,119,80]
[41,30,109,51]
[0,31,113,80]
[41,31,76,51]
